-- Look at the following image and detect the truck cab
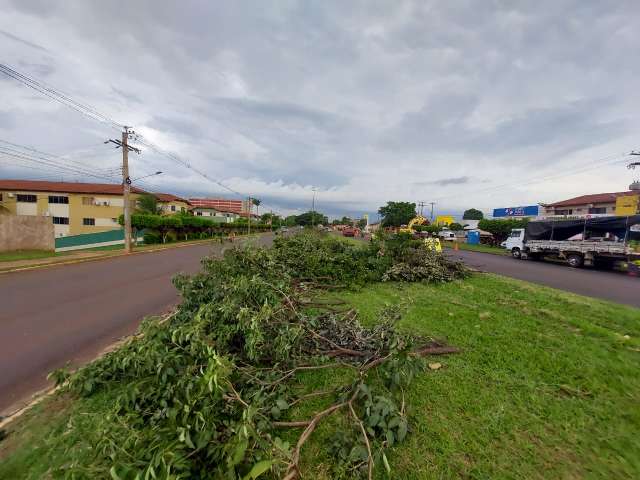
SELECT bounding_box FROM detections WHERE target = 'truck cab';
[501,228,525,258]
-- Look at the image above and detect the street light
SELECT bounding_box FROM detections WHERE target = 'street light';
[131,171,162,182]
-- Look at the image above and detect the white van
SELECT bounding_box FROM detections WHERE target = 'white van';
[438,230,456,241]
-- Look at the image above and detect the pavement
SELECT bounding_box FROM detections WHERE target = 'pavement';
[0,233,278,416]
[445,249,640,308]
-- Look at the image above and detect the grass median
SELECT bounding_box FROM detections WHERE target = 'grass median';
[1,272,638,479]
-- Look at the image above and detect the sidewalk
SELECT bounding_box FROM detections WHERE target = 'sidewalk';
[0,238,233,273]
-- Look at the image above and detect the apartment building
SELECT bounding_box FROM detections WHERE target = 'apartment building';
[154,193,191,214]
[0,179,145,237]
[191,205,238,223]
[189,197,250,214]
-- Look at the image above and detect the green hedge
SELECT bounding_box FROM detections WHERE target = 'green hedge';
[119,213,272,244]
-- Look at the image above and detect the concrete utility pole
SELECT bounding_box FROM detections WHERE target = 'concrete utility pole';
[122,129,132,253]
[247,197,251,236]
[417,201,426,216]
[311,187,317,228]
[429,202,436,221]
[105,127,140,254]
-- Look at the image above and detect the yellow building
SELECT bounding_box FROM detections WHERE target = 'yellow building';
[435,215,455,226]
[615,194,639,216]
[154,193,191,215]
[0,179,145,237]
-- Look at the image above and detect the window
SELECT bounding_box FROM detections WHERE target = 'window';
[83,218,95,226]
[171,205,176,212]
[52,216,69,225]
[112,218,117,222]
[510,230,522,238]
[48,195,69,204]
[554,209,573,215]
[588,207,607,214]
[17,194,37,203]
[82,197,95,205]
[197,211,202,216]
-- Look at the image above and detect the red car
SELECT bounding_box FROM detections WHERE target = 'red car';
[342,228,359,237]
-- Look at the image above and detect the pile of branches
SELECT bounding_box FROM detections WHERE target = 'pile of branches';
[49,233,467,479]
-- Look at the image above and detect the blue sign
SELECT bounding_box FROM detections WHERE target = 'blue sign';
[493,205,539,218]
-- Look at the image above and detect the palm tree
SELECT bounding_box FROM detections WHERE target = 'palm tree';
[251,198,261,218]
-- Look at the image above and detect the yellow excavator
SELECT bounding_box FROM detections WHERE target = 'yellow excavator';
[399,215,428,234]
[398,215,442,252]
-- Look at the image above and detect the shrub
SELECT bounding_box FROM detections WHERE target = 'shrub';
[143,232,161,245]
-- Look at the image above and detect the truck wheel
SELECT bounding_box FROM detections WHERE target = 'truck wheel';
[511,248,521,259]
[567,254,583,268]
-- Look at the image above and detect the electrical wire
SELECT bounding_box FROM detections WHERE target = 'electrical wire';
[0,63,123,131]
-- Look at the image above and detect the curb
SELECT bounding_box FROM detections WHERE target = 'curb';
[0,235,268,275]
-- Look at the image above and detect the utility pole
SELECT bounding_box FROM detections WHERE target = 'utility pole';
[417,201,426,216]
[105,127,140,254]
[311,187,317,228]
[429,202,436,221]
[247,197,251,236]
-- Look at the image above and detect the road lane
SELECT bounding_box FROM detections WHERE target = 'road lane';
[0,234,277,415]
[446,249,640,308]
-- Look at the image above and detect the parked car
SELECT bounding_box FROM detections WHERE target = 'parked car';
[438,230,456,241]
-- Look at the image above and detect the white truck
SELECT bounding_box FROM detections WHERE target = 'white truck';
[502,215,640,268]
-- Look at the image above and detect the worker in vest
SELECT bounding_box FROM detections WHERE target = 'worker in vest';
[424,234,442,253]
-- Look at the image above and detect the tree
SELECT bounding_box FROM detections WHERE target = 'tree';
[462,208,484,220]
[295,210,328,226]
[137,193,162,215]
[449,222,464,231]
[340,216,353,225]
[261,212,281,227]
[251,198,261,218]
[284,215,297,227]
[356,218,367,229]
[378,202,417,227]
[478,218,529,245]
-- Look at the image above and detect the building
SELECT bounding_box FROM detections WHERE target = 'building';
[189,198,250,214]
[154,193,191,215]
[0,179,146,237]
[435,215,455,226]
[191,205,238,223]
[541,191,637,217]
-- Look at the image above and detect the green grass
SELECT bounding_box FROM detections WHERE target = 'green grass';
[2,274,639,479]
[443,241,509,255]
[295,275,640,479]
[0,250,56,262]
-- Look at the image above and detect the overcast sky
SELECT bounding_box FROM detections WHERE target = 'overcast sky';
[1,1,639,219]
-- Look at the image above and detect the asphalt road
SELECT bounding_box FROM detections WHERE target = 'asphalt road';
[446,249,640,309]
[0,234,278,415]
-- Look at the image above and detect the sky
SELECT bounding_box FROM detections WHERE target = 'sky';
[1,0,639,220]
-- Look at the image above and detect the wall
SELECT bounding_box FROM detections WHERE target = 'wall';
[616,195,639,215]
[0,215,55,252]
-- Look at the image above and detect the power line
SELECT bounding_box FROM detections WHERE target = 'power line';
[0,63,279,213]
[431,152,630,203]
[0,63,123,131]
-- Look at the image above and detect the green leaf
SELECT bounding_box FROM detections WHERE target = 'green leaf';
[232,439,248,466]
[110,466,122,480]
[242,460,274,480]
[382,452,391,473]
[270,406,281,419]
[397,419,408,442]
[276,398,289,410]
